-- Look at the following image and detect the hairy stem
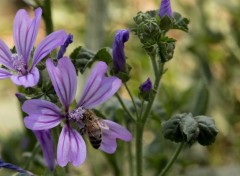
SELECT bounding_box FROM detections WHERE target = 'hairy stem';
[136,121,144,176]
[124,83,140,119]
[136,54,164,176]
[115,93,135,122]
[158,142,185,176]
[42,0,54,34]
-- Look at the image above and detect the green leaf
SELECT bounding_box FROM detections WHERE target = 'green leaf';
[85,47,113,69]
[191,83,209,116]
[194,116,218,146]
[158,37,176,62]
[159,15,173,31]
[70,46,95,73]
[172,12,190,32]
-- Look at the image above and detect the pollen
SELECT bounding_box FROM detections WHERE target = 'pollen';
[67,107,85,121]
[11,54,27,75]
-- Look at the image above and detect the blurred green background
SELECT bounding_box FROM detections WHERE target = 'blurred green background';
[0,0,240,175]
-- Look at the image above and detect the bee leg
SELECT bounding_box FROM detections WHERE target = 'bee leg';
[79,126,87,135]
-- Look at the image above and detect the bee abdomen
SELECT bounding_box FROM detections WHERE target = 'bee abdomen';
[89,137,102,149]
[89,135,102,149]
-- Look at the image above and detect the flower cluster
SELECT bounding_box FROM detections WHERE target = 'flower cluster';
[0,8,67,87]
[23,57,132,167]
[0,7,132,171]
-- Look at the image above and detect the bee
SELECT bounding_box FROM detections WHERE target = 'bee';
[81,110,102,149]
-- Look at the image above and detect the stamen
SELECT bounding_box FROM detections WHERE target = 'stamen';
[67,107,85,121]
[11,54,27,75]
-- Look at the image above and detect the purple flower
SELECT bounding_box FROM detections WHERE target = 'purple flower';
[112,29,129,73]
[0,8,67,87]
[23,57,132,167]
[159,0,173,18]
[140,78,152,93]
[33,130,55,171]
[57,34,73,59]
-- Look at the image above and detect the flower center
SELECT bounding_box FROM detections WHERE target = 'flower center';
[11,54,28,75]
[67,106,85,121]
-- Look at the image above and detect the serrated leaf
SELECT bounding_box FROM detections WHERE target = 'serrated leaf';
[172,12,190,32]
[194,116,218,146]
[159,15,173,31]
[85,47,113,69]
[70,46,95,73]
[158,37,176,62]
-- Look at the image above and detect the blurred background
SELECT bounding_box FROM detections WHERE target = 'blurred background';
[0,0,240,175]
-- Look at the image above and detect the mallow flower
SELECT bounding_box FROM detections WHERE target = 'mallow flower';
[23,57,132,167]
[0,7,67,87]
[159,0,173,18]
[112,29,129,73]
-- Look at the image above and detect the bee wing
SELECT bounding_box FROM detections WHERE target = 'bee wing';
[97,119,109,130]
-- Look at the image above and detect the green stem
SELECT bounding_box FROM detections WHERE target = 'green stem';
[124,83,140,119]
[24,143,40,169]
[139,99,145,118]
[158,142,185,176]
[42,0,54,34]
[135,56,164,176]
[115,93,135,122]
[150,53,159,79]
[136,121,144,176]
[127,139,134,176]
[142,62,164,125]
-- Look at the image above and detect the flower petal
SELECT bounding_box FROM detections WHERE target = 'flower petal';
[103,120,132,141]
[32,30,67,69]
[23,99,62,130]
[24,115,61,130]
[99,120,132,154]
[33,130,55,171]
[99,134,117,154]
[46,57,77,108]
[57,125,86,167]
[10,67,39,87]
[0,68,12,79]
[78,61,122,108]
[13,8,42,64]
[22,99,61,115]
[0,40,15,69]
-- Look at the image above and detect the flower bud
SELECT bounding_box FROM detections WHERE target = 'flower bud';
[139,78,153,101]
[57,34,73,59]
[159,0,173,18]
[140,78,152,93]
[15,93,27,104]
[112,30,129,73]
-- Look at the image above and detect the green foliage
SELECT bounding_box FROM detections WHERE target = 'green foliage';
[194,115,219,146]
[162,113,218,146]
[70,46,95,74]
[190,83,209,116]
[172,12,190,32]
[132,9,189,63]
[158,37,176,62]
